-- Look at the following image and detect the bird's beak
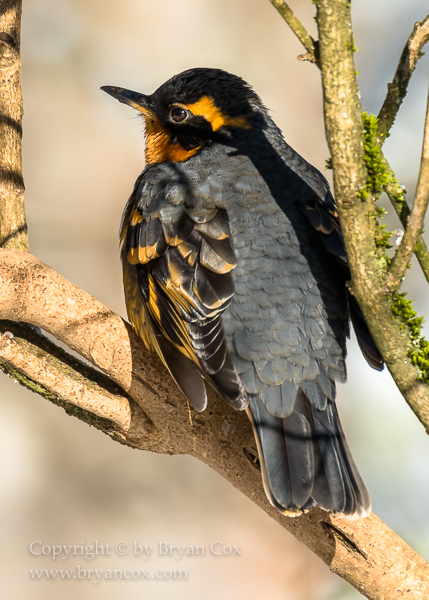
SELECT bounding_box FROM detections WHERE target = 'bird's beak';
[101,86,152,116]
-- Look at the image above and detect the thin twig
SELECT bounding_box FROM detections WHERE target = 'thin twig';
[377,15,429,144]
[268,0,319,64]
[268,2,429,282]
[384,84,429,293]
[382,153,429,286]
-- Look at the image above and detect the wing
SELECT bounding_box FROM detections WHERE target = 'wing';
[120,162,247,412]
[299,190,384,371]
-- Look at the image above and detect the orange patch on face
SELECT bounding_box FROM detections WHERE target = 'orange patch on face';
[185,96,251,131]
[142,110,200,165]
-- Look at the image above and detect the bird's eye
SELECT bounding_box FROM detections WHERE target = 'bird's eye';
[170,107,189,123]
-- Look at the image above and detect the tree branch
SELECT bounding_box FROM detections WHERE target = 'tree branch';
[382,153,429,285]
[0,0,28,251]
[315,0,366,202]
[377,14,429,144]
[384,83,429,293]
[1,248,429,598]
[268,0,319,64]
[311,0,429,436]
[0,325,131,431]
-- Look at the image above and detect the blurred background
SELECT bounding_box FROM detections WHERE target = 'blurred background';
[1,0,429,598]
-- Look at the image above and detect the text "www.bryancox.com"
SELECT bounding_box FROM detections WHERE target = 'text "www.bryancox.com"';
[30,566,188,583]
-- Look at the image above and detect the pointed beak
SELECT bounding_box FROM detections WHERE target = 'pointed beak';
[101,86,152,115]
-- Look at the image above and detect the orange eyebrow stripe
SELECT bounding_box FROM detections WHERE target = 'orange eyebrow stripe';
[184,96,251,131]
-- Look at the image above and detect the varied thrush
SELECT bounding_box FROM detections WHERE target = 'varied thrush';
[102,68,383,517]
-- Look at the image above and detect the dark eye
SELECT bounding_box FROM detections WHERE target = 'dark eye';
[170,107,189,123]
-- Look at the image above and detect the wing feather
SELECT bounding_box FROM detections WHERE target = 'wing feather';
[121,163,247,411]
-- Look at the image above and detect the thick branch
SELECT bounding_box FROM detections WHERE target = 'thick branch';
[1,249,429,599]
[315,0,366,203]
[384,84,429,293]
[377,15,429,144]
[268,0,319,64]
[0,0,27,251]
[314,1,429,431]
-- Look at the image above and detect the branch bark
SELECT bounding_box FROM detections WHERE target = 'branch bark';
[0,0,28,251]
[377,14,429,144]
[1,249,428,600]
[269,0,429,432]
[384,83,429,293]
[268,1,429,287]
[383,152,429,286]
[0,324,131,430]
[268,0,319,64]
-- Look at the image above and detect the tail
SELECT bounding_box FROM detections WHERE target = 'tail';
[247,391,371,518]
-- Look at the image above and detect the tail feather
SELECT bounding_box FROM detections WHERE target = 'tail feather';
[310,399,355,513]
[329,402,371,516]
[281,406,314,508]
[247,390,370,518]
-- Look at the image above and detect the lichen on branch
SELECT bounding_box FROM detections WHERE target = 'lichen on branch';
[392,293,429,384]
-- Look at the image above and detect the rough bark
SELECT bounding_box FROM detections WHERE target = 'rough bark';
[0,0,28,251]
[314,0,429,432]
[376,15,429,143]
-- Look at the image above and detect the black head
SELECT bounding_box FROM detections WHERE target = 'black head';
[150,67,261,121]
[102,68,264,164]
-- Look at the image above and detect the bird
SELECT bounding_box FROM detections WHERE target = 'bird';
[102,68,383,518]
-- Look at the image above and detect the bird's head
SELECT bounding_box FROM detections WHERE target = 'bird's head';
[102,68,263,165]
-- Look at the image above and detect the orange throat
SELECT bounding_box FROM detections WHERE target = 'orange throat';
[144,116,200,164]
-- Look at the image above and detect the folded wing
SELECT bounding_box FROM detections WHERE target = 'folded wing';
[121,163,247,411]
